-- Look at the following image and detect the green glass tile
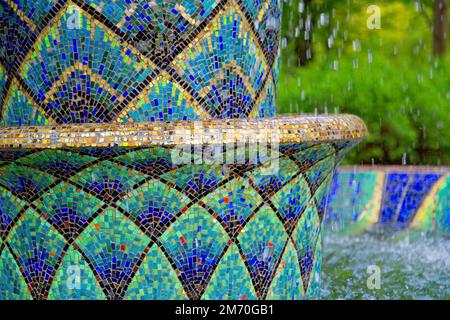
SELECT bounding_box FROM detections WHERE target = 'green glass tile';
[0,247,32,300]
[203,244,257,300]
[35,182,105,240]
[202,177,263,233]
[69,160,148,202]
[47,246,106,300]
[161,164,231,198]
[117,179,190,238]
[305,155,335,193]
[238,205,288,297]
[6,208,68,298]
[16,150,96,175]
[75,207,150,298]
[266,240,304,300]
[0,186,26,238]
[0,163,56,198]
[292,204,321,290]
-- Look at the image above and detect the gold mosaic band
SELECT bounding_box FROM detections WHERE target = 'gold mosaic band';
[0,115,368,149]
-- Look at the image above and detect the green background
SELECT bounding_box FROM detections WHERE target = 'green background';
[277,0,449,165]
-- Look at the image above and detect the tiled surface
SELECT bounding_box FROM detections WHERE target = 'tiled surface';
[0,0,282,124]
[326,166,450,234]
[0,141,358,299]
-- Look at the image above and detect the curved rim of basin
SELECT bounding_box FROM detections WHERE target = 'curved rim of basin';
[0,114,367,149]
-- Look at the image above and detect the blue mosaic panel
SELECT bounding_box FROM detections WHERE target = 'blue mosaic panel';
[380,173,441,225]
[325,168,450,233]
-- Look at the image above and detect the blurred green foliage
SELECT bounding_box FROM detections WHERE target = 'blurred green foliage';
[277,0,449,165]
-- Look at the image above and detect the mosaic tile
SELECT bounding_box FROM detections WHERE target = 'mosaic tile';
[266,240,304,300]
[0,139,362,299]
[0,187,26,239]
[15,149,96,177]
[327,171,382,228]
[238,204,287,298]
[305,155,335,193]
[159,203,229,300]
[69,160,148,203]
[0,163,56,199]
[312,173,334,221]
[380,173,441,225]
[202,243,257,300]
[305,232,322,300]
[270,174,311,234]
[0,115,368,149]
[75,207,150,299]
[117,179,190,238]
[47,245,106,300]
[34,182,105,240]
[292,204,321,291]
[2,80,49,126]
[161,163,230,199]
[0,139,363,299]
[6,208,68,299]
[202,176,263,234]
[0,246,33,300]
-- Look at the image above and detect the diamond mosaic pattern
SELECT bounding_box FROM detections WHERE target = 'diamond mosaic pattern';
[0,0,281,124]
[0,141,354,299]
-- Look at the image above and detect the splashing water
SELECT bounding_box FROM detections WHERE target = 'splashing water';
[321,229,450,299]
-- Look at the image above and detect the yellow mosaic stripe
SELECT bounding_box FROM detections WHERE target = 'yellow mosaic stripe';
[197,61,257,99]
[247,73,274,119]
[17,2,70,79]
[175,3,202,26]
[116,71,212,122]
[4,0,37,32]
[69,1,157,70]
[1,78,57,125]
[43,63,124,104]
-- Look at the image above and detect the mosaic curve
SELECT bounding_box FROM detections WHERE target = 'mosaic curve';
[0,140,354,299]
[0,0,282,124]
[326,167,450,234]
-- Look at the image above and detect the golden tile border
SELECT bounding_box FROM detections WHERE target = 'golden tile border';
[0,114,368,149]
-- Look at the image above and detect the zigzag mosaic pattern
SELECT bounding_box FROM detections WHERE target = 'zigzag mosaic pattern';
[0,141,357,300]
[326,167,450,234]
[0,0,281,125]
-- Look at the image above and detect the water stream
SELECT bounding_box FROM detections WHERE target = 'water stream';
[321,228,450,299]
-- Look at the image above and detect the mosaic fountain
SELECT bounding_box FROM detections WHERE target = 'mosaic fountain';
[0,1,366,300]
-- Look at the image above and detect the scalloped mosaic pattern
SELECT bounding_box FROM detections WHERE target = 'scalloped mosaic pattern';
[0,0,281,125]
[0,141,355,300]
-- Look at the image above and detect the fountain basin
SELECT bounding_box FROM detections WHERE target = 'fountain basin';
[0,115,366,300]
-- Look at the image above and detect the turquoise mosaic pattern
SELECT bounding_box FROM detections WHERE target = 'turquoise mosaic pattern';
[0,0,282,125]
[0,141,357,299]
